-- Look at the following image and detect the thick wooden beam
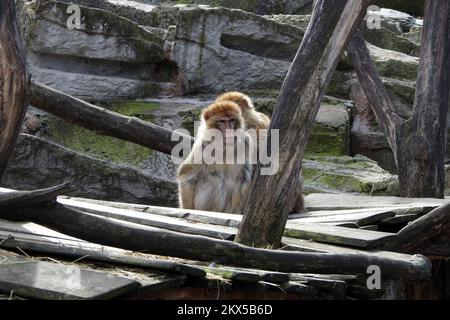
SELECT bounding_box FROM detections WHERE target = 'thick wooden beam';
[0,202,431,281]
[236,0,373,248]
[0,0,29,176]
[383,202,450,257]
[346,31,402,163]
[30,81,194,155]
[0,182,71,210]
[347,0,450,198]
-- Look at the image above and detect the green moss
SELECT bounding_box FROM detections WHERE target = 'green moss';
[43,119,153,167]
[110,100,160,123]
[305,124,347,156]
[39,100,166,167]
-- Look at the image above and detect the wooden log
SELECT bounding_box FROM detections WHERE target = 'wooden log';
[0,203,431,280]
[0,182,71,210]
[347,0,450,198]
[383,202,450,257]
[0,225,206,278]
[236,0,373,248]
[0,0,29,176]
[30,81,194,155]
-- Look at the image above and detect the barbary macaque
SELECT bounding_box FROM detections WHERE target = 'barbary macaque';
[177,101,255,214]
[216,91,305,213]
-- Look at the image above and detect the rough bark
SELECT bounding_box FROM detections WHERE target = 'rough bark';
[30,81,194,156]
[347,0,450,198]
[0,0,29,176]
[383,202,450,257]
[235,0,373,248]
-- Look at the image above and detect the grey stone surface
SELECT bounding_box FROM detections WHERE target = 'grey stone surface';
[1,134,178,207]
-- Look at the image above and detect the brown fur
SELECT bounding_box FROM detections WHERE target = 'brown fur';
[216,91,305,214]
[177,101,254,214]
[216,92,270,136]
[202,101,243,127]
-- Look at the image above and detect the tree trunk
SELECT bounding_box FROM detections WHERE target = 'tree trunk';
[235,0,373,248]
[0,0,29,176]
[396,0,450,198]
[347,0,450,199]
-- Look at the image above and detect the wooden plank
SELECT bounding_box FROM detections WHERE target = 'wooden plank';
[58,198,236,240]
[288,210,395,226]
[360,225,378,231]
[0,260,141,299]
[289,207,396,219]
[0,218,83,242]
[0,229,205,278]
[59,196,242,228]
[1,203,431,280]
[379,214,418,226]
[305,193,448,211]
[284,222,396,248]
[281,237,428,264]
[60,197,393,249]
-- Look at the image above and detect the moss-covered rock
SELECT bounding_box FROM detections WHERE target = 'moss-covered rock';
[2,134,178,206]
[303,155,399,195]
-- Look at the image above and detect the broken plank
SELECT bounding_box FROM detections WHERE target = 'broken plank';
[0,260,140,300]
[58,198,236,240]
[284,221,396,248]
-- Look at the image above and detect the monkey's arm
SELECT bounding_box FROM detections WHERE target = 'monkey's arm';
[178,182,195,209]
[177,163,196,209]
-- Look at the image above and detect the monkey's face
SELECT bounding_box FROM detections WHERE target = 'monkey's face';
[216,117,237,144]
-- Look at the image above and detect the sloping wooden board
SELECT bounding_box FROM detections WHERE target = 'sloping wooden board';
[0,220,205,278]
[281,236,425,265]
[289,207,400,219]
[283,223,396,248]
[288,210,395,226]
[0,260,140,299]
[58,197,395,249]
[59,196,243,228]
[305,193,448,211]
[58,198,236,240]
